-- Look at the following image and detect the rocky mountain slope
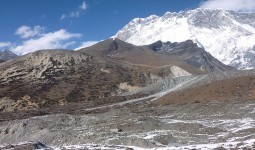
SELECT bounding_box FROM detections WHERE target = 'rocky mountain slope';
[0,38,233,113]
[114,9,255,69]
[0,50,17,63]
[0,48,153,112]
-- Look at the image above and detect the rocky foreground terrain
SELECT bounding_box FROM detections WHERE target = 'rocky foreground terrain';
[0,100,255,149]
[0,39,255,149]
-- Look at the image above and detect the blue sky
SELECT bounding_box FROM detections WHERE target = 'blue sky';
[0,0,202,54]
[0,0,254,55]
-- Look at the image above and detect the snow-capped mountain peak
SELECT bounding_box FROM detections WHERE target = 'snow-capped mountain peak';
[113,9,255,69]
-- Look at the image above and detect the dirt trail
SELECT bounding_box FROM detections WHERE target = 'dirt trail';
[108,58,175,70]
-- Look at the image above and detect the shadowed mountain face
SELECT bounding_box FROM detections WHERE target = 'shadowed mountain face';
[148,40,235,72]
[0,38,235,113]
[0,50,18,62]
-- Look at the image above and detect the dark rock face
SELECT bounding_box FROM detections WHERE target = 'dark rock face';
[148,40,236,72]
[0,50,18,62]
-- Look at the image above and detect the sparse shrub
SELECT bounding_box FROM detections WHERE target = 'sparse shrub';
[37,110,48,116]
[194,100,200,103]
[66,88,82,102]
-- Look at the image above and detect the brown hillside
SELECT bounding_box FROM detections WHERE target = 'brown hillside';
[153,76,255,105]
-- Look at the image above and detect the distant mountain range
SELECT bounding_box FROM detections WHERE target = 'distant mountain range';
[114,9,255,69]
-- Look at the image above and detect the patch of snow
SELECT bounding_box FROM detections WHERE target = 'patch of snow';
[53,138,255,149]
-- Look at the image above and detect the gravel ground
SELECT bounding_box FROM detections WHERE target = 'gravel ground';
[0,99,255,149]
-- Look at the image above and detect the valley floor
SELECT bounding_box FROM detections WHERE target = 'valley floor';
[0,99,255,150]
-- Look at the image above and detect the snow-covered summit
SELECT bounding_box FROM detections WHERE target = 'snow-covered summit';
[113,9,255,69]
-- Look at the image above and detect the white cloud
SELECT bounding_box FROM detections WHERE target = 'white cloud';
[70,11,80,18]
[200,0,255,11]
[63,41,77,48]
[60,14,66,20]
[15,25,45,38]
[61,1,87,20]
[0,42,11,48]
[75,41,99,50]
[12,29,81,55]
[80,1,87,10]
